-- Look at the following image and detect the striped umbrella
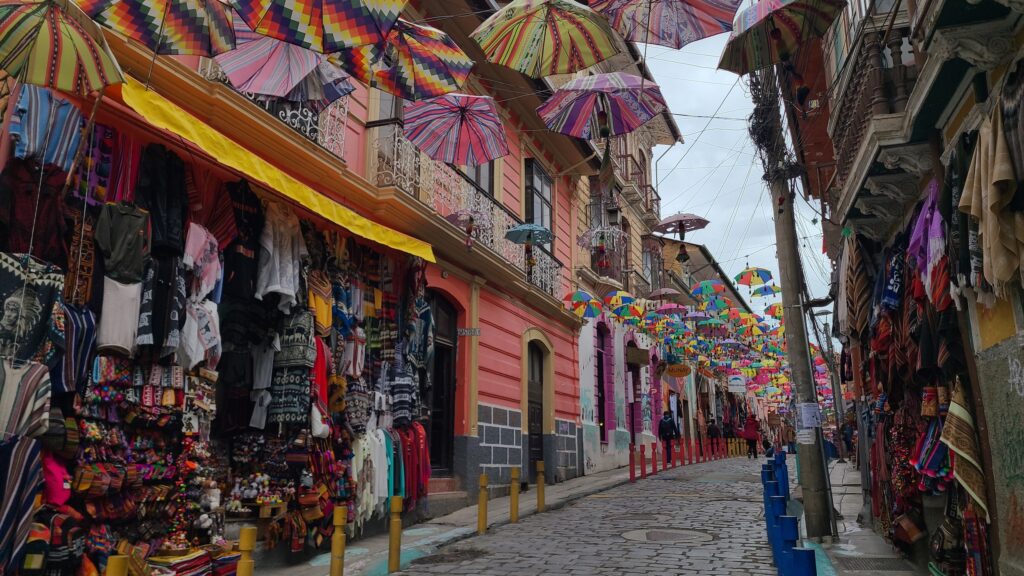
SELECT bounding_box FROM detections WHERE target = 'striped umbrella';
[233,0,407,53]
[348,19,473,101]
[403,94,509,166]
[537,72,666,140]
[0,0,123,96]
[471,0,620,78]
[82,0,234,55]
[735,266,773,287]
[718,0,845,75]
[214,12,321,97]
[590,0,742,50]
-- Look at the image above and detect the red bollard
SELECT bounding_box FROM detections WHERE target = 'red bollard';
[687,439,694,465]
[651,442,658,475]
[672,440,678,468]
[629,444,636,483]
[639,445,647,479]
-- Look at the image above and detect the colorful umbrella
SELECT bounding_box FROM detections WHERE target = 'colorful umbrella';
[537,72,667,140]
[282,59,355,109]
[649,287,681,300]
[717,0,845,76]
[735,266,773,287]
[83,0,234,55]
[350,18,473,101]
[612,304,643,319]
[505,223,553,245]
[0,0,123,96]
[214,12,320,96]
[403,94,509,166]
[234,0,406,53]
[690,279,725,297]
[604,290,635,308]
[752,284,781,297]
[590,0,742,50]
[574,300,603,318]
[656,303,686,314]
[654,212,709,242]
[471,0,620,78]
[765,302,783,318]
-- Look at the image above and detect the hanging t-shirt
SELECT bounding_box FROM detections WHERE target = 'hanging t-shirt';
[95,203,150,283]
[136,256,186,358]
[256,201,308,314]
[183,222,221,301]
[8,85,82,172]
[0,160,68,266]
[60,303,95,395]
[135,144,188,255]
[223,180,264,299]
[95,277,141,356]
[0,253,64,365]
[0,360,50,438]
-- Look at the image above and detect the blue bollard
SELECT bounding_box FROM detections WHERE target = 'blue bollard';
[763,481,780,552]
[769,496,787,561]
[778,514,799,573]
[777,461,790,501]
[790,547,817,576]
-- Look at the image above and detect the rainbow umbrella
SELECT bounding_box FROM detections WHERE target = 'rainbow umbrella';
[690,279,725,297]
[590,0,742,50]
[83,0,234,55]
[612,304,643,319]
[564,289,603,318]
[718,0,845,76]
[537,72,667,140]
[656,303,687,314]
[752,284,781,297]
[698,317,725,327]
[471,0,620,78]
[765,302,783,318]
[403,94,509,166]
[604,290,635,308]
[735,266,773,287]
[0,0,123,96]
[233,0,406,53]
[701,297,731,312]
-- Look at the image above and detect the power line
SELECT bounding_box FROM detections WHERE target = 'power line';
[656,77,740,187]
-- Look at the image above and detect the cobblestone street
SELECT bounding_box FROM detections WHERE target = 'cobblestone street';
[399,457,777,576]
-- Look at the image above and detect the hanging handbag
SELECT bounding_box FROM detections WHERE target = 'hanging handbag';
[311,401,331,439]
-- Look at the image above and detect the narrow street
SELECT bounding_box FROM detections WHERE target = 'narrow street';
[399,458,776,576]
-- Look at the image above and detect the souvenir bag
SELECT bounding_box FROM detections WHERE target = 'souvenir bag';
[922,386,938,417]
[310,399,331,439]
[929,490,965,575]
[297,489,323,522]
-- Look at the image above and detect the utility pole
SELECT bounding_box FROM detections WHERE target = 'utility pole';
[747,67,831,539]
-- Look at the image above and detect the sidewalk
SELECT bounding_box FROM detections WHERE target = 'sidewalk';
[810,460,921,576]
[258,464,632,576]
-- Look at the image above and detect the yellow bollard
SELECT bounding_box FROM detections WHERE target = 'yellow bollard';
[510,467,520,523]
[478,473,489,535]
[388,496,403,573]
[330,506,347,576]
[237,526,257,576]
[105,555,128,576]
[536,461,546,512]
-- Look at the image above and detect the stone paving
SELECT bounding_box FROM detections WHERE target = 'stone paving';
[398,457,777,576]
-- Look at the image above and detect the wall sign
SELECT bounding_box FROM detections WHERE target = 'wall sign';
[457,327,480,337]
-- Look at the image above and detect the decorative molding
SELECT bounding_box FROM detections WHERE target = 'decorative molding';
[931,23,1015,71]
[864,173,920,203]
[878,144,933,177]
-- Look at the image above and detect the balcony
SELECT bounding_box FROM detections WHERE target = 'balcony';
[640,184,660,227]
[197,58,349,161]
[371,123,562,298]
[624,269,652,299]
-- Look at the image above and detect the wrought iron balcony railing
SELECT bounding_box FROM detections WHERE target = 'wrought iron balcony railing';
[371,123,562,298]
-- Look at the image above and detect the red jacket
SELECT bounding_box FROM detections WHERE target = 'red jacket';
[742,418,760,441]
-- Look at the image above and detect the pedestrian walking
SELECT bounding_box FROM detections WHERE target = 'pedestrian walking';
[743,415,759,459]
[658,411,679,465]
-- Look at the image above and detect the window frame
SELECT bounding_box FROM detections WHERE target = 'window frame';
[458,161,495,196]
[524,159,554,248]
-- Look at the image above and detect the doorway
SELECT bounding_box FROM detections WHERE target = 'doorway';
[527,341,545,482]
[429,292,457,476]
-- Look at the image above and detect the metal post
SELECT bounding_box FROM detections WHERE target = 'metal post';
[510,467,520,522]
[388,496,403,573]
[536,461,546,512]
[651,442,658,474]
[639,445,647,478]
[237,526,256,576]
[477,474,489,535]
[629,444,636,482]
[330,506,347,576]
[106,556,128,576]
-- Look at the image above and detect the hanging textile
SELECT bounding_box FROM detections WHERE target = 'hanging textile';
[8,86,82,172]
[0,253,64,365]
[940,380,990,522]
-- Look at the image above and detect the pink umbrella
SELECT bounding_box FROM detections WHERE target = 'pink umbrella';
[215,13,321,98]
[403,94,510,166]
[654,212,710,235]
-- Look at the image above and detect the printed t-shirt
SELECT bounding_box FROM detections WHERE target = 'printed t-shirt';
[95,203,149,283]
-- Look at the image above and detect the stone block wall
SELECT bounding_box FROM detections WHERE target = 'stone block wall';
[555,419,579,481]
[477,404,523,488]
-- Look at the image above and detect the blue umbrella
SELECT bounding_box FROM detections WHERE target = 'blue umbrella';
[505,223,554,245]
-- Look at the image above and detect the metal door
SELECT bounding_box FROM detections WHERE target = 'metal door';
[528,342,544,482]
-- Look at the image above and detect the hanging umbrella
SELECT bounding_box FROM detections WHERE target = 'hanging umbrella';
[590,0,742,50]
[214,12,321,96]
[0,0,123,96]
[765,302,783,318]
[282,59,355,108]
[654,211,709,243]
[735,266,773,287]
[505,223,554,245]
[604,290,635,308]
[82,0,234,55]
[233,0,407,53]
[690,279,725,297]
[656,303,686,314]
[537,72,667,140]
[573,300,603,318]
[752,283,781,297]
[403,94,509,166]
[346,18,473,101]
[470,0,620,78]
[612,304,643,319]
[701,297,731,311]
[717,0,845,76]
[649,287,681,300]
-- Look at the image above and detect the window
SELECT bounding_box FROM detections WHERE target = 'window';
[375,89,403,123]
[460,162,494,196]
[596,325,608,443]
[525,159,553,240]
[620,217,632,281]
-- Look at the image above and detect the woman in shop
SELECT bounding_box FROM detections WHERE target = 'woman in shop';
[743,414,760,459]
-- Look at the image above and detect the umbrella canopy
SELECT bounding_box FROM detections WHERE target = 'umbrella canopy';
[604,290,634,308]
[0,0,123,96]
[505,223,553,245]
[717,0,845,75]
[214,12,320,97]
[649,287,681,300]
[536,72,667,140]
[403,94,509,166]
[348,18,473,101]
[612,304,643,319]
[735,266,773,286]
[233,0,407,53]
[765,302,783,318]
[656,303,686,314]
[83,0,234,55]
[752,283,781,297]
[590,0,742,50]
[654,212,710,235]
[690,279,725,297]
[282,59,355,108]
[573,300,603,318]
[471,0,620,78]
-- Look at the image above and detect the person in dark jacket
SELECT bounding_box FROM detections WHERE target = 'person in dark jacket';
[658,411,680,465]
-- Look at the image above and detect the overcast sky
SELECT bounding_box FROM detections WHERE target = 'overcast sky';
[642,34,835,325]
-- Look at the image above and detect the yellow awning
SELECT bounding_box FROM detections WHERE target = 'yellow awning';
[120,78,435,262]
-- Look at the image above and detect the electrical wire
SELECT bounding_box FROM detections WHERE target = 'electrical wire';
[656,77,740,186]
